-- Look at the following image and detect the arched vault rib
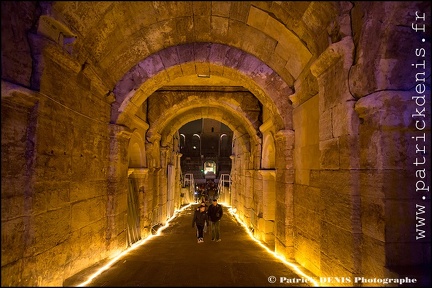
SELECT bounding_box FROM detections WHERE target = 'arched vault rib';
[50,2,336,88]
[113,43,293,131]
[146,98,259,148]
[158,106,256,152]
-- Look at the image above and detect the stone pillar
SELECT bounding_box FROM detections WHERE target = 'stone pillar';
[1,83,40,286]
[258,170,276,250]
[175,153,183,207]
[150,167,162,226]
[274,130,295,259]
[160,147,169,222]
[243,170,254,228]
[355,90,431,278]
[230,153,241,211]
[145,135,163,226]
[128,168,150,238]
[259,119,276,169]
[106,124,132,250]
[227,155,235,206]
[310,36,363,280]
[253,170,264,226]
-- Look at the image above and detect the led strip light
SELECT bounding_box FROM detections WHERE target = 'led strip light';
[76,202,319,287]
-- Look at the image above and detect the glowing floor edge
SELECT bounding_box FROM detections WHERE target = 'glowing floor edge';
[75,202,319,287]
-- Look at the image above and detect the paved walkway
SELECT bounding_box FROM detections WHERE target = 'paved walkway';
[65,204,314,287]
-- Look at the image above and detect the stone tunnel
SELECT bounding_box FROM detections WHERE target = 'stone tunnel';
[1,1,431,286]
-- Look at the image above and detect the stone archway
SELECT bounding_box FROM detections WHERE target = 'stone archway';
[2,2,429,287]
[112,43,291,131]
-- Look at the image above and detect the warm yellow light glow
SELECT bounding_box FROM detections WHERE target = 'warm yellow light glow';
[76,202,320,287]
[225,204,320,287]
[76,203,193,287]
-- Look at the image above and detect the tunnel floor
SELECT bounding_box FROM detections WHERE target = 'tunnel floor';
[64,203,312,287]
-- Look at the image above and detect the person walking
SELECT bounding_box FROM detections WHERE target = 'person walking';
[192,204,208,243]
[207,198,223,242]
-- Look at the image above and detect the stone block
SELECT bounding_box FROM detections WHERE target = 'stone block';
[1,218,25,265]
[321,221,359,272]
[21,243,68,286]
[71,196,106,231]
[361,196,385,241]
[297,145,321,174]
[386,241,429,266]
[294,185,321,212]
[1,193,26,220]
[322,187,361,231]
[320,253,357,286]
[262,233,275,250]
[275,201,293,227]
[275,181,293,204]
[276,221,294,247]
[338,134,360,169]
[276,169,294,184]
[28,208,71,257]
[275,236,295,260]
[332,101,359,137]
[69,180,108,202]
[273,23,311,78]
[35,146,72,178]
[0,258,23,287]
[319,138,340,169]
[355,90,430,169]
[266,54,292,84]
[385,199,429,243]
[319,108,333,141]
[262,200,276,221]
[166,65,183,80]
[294,167,310,186]
[113,211,128,237]
[212,1,231,17]
[294,205,320,239]
[315,170,357,195]
[293,96,319,143]
[210,16,229,41]
[33,181,71,213]
[294,229,321,276]
[292,72,319,107]
[247,6,268,33]
[361,234,386,277]
[229,2,249,22]
[358,170,385,199]
[257,217,274,234]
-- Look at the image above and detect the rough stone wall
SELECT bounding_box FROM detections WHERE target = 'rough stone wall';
[288,2,431,285]
[310,35,362,281]
[1,2,430,287]
[1,87,39,286]
[1,6,127,285]
[292,94,321,275]
[2,56,114,286]
[351,1,431,281]
[355,91,431,276]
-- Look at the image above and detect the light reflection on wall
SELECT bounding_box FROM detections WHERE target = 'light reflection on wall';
[226,205,320,287]
[76,203,193,287]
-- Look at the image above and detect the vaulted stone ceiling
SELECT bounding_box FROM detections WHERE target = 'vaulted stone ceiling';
[37,1,340,139]
[48,1,331,87]
[2,1,423,143]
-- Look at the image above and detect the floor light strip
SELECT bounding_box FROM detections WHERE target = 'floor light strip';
[76,203,193,287]
[226,205,320,287]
